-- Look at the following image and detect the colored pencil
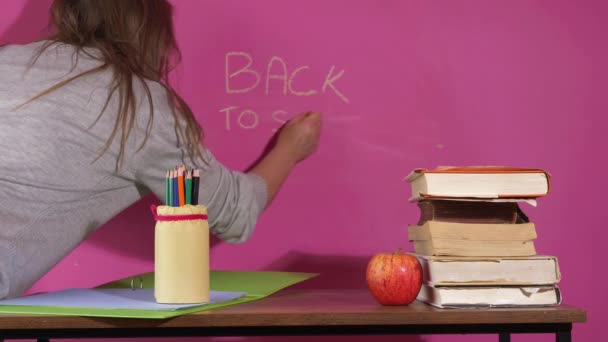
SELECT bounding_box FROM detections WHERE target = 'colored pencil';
[183,166,188,203]
[165,170,170,205]
[178,166,185,206]
[185,170,192,205]
[192,169,200,205]
[170,169,176,207]
[172,170,178,207]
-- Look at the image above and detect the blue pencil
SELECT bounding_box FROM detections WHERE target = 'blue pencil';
[172,169,178,207]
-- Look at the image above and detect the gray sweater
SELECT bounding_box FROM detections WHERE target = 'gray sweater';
[0,41,267,299]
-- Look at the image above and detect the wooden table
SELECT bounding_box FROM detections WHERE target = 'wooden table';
[0,289,586,342]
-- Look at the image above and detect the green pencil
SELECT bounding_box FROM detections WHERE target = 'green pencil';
[185,170,192,205]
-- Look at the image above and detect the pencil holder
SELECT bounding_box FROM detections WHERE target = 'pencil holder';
[150,204,210,304]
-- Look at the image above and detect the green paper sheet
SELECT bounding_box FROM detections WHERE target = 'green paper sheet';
[0,270,317,319]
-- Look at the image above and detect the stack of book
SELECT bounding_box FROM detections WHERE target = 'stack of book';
[404,167,561,308]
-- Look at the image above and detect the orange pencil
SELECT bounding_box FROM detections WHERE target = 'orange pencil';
[177,166,185,206]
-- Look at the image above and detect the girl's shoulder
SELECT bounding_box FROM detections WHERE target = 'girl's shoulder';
[0,40,46,61]
[0,40,97,71]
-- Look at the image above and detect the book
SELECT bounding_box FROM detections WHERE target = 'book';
[412,239,536,257]
[417,283,561,308]
[404,166,550,201]
[415,254,561,285]
[416,200,528,225]
[408,221,537,241]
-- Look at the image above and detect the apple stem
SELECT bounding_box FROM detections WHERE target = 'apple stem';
[395,247,402,254]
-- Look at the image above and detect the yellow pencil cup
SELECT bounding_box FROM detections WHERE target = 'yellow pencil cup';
[150,204,210,304]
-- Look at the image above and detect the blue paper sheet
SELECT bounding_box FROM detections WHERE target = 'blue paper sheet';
[0,289,246,311]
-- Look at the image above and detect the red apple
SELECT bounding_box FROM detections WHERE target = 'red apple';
[366,249,422,305]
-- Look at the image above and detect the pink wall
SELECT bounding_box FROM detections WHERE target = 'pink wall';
[1,1,606,342]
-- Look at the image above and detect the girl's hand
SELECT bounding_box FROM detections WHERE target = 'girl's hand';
[276,111,322,164]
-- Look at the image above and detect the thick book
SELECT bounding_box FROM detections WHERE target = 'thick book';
[404,166,550,201]
[417,284,561,308]
[412,239,536,257]
[415,254,561,285]
[417,200,529,225]
[408,221,537,241]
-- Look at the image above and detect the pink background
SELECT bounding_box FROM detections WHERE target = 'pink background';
[1,1,606,342]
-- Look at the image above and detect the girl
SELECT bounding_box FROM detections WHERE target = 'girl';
[0,0,322,299]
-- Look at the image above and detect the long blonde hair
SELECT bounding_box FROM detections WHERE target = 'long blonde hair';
[22,0,203,168]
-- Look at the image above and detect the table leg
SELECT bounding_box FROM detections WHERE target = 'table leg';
[499,333,511,342]
[556,331,571,342]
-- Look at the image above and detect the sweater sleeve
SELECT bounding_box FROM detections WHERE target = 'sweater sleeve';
[131,88,267,243]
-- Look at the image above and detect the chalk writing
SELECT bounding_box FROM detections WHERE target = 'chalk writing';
[266,56,289,95]
[222,52,350,132]
[288,66,317,96]
[322,65,349,104]
[225,52,260,94]
[271,110,289,132]
[221,106,288,131]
